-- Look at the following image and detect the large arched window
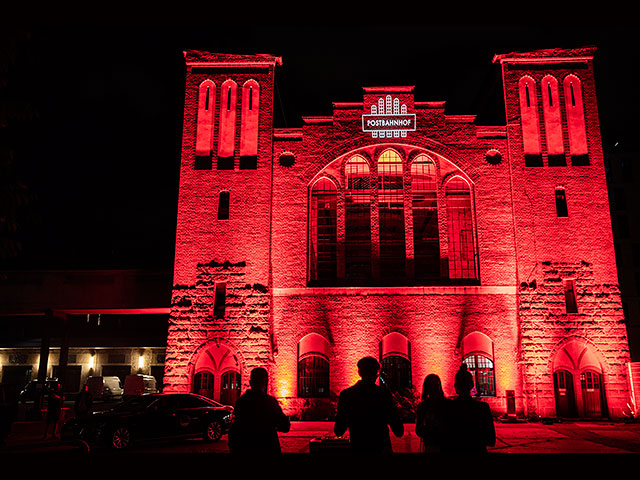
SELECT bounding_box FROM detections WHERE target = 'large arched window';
[310,178,337,282]
[195,80,216,168]
[461,332,495,397]
[445,177,476,279]
[217,79,237,166]
[541,75,565,165]
[345,155,371,283]
[378,149,406,281]
[564,75,588,165]
[519,76,542,166]
[380,332,412,393]
[240,79,259,168]
[297,334,330,398]
[411,155,439,280]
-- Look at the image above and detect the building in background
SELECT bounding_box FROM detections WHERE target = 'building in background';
[164,47,633,420]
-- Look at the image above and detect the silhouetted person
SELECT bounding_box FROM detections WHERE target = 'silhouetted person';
[441,364,495,453]
[42,383,64,439]
[228,367,290,454]
[415,374,449,453]
[334,356,404,453]
[74,384,92,420]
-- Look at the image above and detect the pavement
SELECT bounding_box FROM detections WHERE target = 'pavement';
[3,417,640,455]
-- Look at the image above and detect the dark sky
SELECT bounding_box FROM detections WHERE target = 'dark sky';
[4,23,639,271]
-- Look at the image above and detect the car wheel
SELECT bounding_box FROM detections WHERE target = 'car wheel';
[111,426,132,449]
[204,420,223,442]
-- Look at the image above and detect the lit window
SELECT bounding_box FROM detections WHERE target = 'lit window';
[240,80,260,168]
[411,155,439,280]
[297,334,330,398]
[195,80,216,169]
[555,188,568,217]
[380,333,412,394]
[378,149,406,281]
[445,177,476,280]
[345,155,371,283]
[541,75,565,165]
[463,354,496,397]
[310,178,337,283]
[519,76,542,166]
[217,79,237,168]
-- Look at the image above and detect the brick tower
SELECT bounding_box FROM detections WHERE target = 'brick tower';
[164,52,281,403]
[495,47,631,417]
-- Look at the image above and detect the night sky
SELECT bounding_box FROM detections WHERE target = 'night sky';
[3,23,639,271]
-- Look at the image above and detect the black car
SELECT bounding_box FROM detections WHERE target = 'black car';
[61,393,233,449]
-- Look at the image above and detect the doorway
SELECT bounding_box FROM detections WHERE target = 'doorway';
[553,369,577,417]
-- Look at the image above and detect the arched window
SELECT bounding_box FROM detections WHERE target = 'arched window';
[564,75,588,164]
[461,332,495,397]
[240,80,259,168]
[378,149,406,281]
[541,75,565,164]
[298,334,330,398]
[195,80,216,169]
[519,76,542,166]
[411,155,439,279]
[217,79,237,167]
[380,332,412,393]
[445,177,476,279]
[345,155,371,283]
[310,178,337,282]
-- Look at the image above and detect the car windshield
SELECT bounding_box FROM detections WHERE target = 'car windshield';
[111,395,158,412]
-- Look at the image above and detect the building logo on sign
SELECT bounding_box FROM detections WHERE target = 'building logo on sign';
[362,95,416,138]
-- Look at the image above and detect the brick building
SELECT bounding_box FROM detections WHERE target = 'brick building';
[164,47,632,419]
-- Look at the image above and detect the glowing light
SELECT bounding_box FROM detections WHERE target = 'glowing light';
[138,355,145,369]
[88,355,95,369]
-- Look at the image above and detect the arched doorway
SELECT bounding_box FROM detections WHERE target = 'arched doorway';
[551,339,607,418]
[191,341,242,406]
[379,332,412,393]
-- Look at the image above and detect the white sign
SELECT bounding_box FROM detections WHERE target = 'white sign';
[362,95,416,138]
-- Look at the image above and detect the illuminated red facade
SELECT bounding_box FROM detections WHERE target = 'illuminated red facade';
[164,47,631,419]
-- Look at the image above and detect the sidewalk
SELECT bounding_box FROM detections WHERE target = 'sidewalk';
[3,418,640,454]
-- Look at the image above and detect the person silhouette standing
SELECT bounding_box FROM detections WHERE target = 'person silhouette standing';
[42,383,64,439]
[441,363,496,453]
[228,367,291,454]
[415,374,449,453]
[334,356,404,453]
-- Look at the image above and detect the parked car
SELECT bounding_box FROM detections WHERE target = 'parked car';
[61,393,233,449]
[123,374,157,399]
[19,378,59,403]
[86,376,124,401]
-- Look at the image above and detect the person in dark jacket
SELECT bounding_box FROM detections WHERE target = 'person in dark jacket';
[42,383,64,439]
[415,374,449,453]
[441,364,496,453]
[228,367,290,454]
[334,356,404,453]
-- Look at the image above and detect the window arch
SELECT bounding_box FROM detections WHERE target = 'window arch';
[310,178,337,282]
[461,332,495,397]
[378,149,406,280]
[563,75,588,158]
[240,79,260,166]
[518,76,542,166]
[411,155,439,279]
[196,80,216,162]
[445,177,476,279]
[380,332,412,393]
[217,79,237,162]
[297,333,330,398]
[541,75,565,162]
[344,155,371,282]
